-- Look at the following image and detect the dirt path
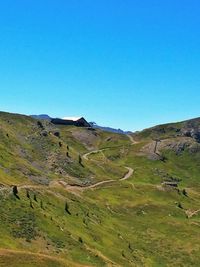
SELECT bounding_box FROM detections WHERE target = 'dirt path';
[0,248,86,267]
[61,166,134,192]
[83,245,120,267]
[47,164,134,194]
[120,167,134,181]
[87,179,115,189]
[56,179,115,192]
[83,148,108,160]
[83,134,138,161]
[80,141,135,190]
[0,166,134,195]
[0,184,47,192]
[186,209,200,218]
[0,137,135,195]
[126,134,138,145]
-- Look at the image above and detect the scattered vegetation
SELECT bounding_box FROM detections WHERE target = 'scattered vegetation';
[65,202,71,215]
[0,112,200,266]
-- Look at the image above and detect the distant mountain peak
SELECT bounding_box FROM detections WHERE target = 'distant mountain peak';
[90,122,132,134]
[31,114,52,120]
[30,116,132,133]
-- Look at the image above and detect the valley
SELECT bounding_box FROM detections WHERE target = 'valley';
[0,112,200,266]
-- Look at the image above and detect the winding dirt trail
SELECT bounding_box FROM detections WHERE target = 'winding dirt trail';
[86,166,134,188]
[82,134,138,161]
[83,148,108,160]
[0,167,134,195]
[186,209,200,218]
[126,134,138,145]
[71,140,135,190]
[60,166,134,192]
[0,137,135,194]
[0,184,47,192]
[121,167,134,181]
[0,248,88,267]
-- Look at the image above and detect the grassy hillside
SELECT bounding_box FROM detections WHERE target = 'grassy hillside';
[0,112,200,266]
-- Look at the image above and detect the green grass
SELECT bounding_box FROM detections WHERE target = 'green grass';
[0,112,200,266]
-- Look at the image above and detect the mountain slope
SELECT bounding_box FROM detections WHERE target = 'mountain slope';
[0,112,200,266]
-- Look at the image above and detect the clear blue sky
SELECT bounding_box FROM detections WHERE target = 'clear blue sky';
[0,0,200,131]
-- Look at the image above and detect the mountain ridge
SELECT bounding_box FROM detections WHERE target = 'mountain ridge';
[30,114,133,134]
[0,111,200,266]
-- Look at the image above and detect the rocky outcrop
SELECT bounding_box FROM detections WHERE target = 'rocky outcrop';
[141,137,200,160]
[138,118,200,160]
[140,140,166,161]
[157,138,192,155]
[181,127,200,143]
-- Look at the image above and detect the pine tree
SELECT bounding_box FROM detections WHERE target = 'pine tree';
[65,202,71,215]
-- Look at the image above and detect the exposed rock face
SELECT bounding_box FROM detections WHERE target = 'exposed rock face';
[157,138,193,155]
[181,127,200,143]
[140,140,166,161]
[136,117,200,141]
[141,137,200,160]
[137,118,200,160]
[179,118,200,142]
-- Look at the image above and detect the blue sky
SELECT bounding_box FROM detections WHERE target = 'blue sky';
[0,0,200,131]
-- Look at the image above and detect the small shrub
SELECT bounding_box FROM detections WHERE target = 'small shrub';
[79,155,83,166]
[83,218,87,225]
[54,131,60,138]
[182,189,188,197]
[30,200,34,209]
[33,194,37,202]
[178,202,183,209]
[128,243,133,252]
[13,186,20,199]
[13,185,18,195]
[40,200,44,209]
[37,121,44,129]
[78,237,83,243]
[65,202,71,215]
[26,190,30,199]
